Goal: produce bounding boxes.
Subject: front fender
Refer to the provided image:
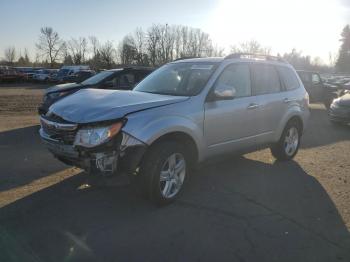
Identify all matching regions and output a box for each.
[123,114,205,161]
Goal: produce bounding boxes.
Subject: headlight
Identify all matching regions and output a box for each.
[74,122,123,148]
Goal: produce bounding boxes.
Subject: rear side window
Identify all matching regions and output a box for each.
[278,67,300,90]
[214,64,251,97]
[251,64,281,95]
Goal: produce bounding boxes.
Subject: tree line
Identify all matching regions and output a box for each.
[2,24,350,73]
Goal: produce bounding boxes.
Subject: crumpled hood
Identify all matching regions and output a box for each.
[46,83,84,94]
[49,89,189,123]
[337,93,350,107]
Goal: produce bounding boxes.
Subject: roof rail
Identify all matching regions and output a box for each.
[225,53,287,63]
[174,56,200,61]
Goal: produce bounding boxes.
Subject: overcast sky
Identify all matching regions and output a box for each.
[0,0,349,64]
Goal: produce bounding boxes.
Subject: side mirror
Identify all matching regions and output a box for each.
[211,83,236,101]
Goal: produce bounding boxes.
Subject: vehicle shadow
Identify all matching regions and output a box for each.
[0,156,349,262]
[0,125,69,192]
[301,106,350,149]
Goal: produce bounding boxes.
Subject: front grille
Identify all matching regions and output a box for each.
[40,116,78,144]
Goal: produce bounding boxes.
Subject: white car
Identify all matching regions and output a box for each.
[33,69,58,82]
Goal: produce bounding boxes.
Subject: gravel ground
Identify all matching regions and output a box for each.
[0,84,349,262]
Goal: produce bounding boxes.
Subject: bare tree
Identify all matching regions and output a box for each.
[147,25,161,66]
[119,35,138,65]
[4,46,16,64]
[67,37,88,64]
[99,41,116,69]
[24,48,31,64]
[89,36,100,57]
[230,40,271,55]
[36,27,65,67]
[119,24,223,66]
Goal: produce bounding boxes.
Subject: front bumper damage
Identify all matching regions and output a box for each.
[39,127,147,176]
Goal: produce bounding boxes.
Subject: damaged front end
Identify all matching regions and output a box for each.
[39,115,147,177]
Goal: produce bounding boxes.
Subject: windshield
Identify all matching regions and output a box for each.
[81,71,115,85]
[134,62,218,96]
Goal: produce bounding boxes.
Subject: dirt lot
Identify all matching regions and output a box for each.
[0,84,349,262]
[0,84,46,132]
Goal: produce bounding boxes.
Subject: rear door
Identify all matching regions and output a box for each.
[250,64,285,144]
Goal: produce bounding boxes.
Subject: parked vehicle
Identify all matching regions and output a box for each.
[15,67,43,80]
[61,70,96,83]
[0,66,20,82]
[38,67,153,115]
[329,91,350,125]
[50,65,90,83]
[297,70,338,109]
[33,69,59,82]
[39,54,310,204]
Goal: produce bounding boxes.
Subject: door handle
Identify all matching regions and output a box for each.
[247,103,260,109]
[284,98,297,103]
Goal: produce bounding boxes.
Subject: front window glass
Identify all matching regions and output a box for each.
[214,64,251,97]
[81,71,114,85]
[134,62,218,96]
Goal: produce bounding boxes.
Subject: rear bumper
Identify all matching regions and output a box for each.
[40,128,147,176]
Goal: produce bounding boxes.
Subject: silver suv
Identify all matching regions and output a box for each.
[39,54,310,204]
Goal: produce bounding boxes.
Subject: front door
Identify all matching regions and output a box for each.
[204,63,260,156]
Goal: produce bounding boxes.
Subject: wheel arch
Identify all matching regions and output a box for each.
[274,112,305,142]
[146,131,200,167]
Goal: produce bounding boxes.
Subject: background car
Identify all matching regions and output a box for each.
[297,70,338,109]
[15,67,43,80]
[38,66,154,115]
[329,90,350,125]
[0,66,21,82]
[50,65,90,83]
[33,69,59,82]
[61,70,95,83]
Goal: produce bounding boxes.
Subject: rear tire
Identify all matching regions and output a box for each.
[270,120,301,161]
[139,141,189,205]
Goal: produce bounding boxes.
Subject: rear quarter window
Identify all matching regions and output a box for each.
[278,67,300,91]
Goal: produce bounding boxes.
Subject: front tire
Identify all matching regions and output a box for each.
[270,120,301,161]
[139,141,189,205]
